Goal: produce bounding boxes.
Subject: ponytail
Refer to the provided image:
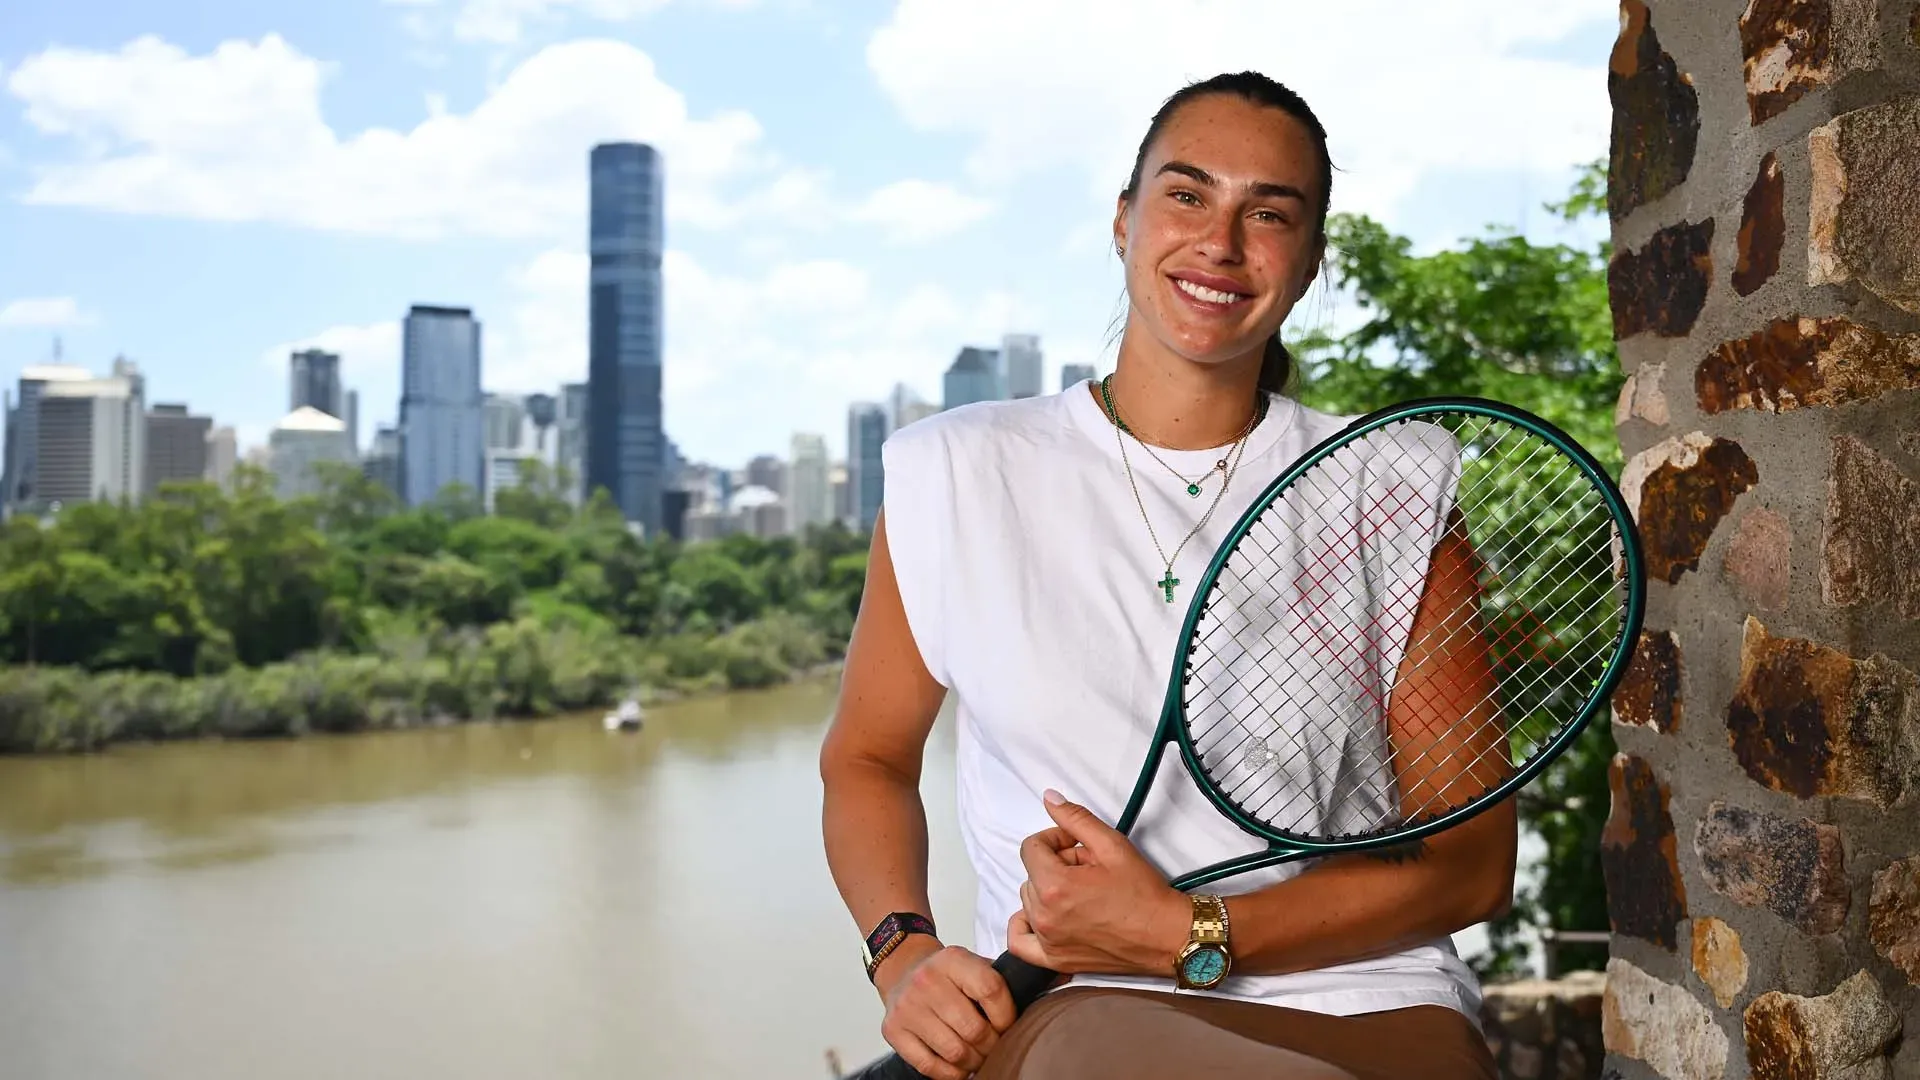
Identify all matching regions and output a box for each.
[1258,336,1292,395]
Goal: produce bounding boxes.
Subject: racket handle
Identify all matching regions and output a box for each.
[836,952,1059,1080]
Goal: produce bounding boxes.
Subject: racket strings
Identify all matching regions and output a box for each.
[1180,412,1629,842]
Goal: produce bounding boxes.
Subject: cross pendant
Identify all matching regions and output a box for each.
[1157,572,1180,603]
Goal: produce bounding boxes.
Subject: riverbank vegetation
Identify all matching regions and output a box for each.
[0,462,868,753]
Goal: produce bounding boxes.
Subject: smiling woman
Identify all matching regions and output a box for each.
[820,72,1506,1080]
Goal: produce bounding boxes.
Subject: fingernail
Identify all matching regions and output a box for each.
[1043,788,1065,806]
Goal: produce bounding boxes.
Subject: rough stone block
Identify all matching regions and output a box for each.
[1694,800,1850,935]
[1616,360,1672,427]
[1727,616,1919,807]
[1611,219,1715,340]
[1603,958,1730,1080]
[1722,509,1792,613]
[1610,0,1701,221]
[1692,916,1750,1009]
[1825,435,1920,618]
[1734,152,1786,296]
[1740,0,1879,125]
[1809,98,1920,314]
[1601,754,1688,948]
[1697,317,1920,415]
[1743,970,1899,1079]
[1869,855,1920,985]
[1620,432,1758,584]
[1614,629,1682,732]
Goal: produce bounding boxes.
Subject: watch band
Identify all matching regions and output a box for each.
[1173,893,1233,990]
[862,912,937,983]
[1190,894,1229,946]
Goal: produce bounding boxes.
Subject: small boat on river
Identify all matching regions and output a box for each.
[603,697,645,732]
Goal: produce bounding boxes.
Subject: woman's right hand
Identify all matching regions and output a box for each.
[875,937,1017,1080]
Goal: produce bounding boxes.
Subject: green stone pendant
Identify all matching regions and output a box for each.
[1186,483,1201,497]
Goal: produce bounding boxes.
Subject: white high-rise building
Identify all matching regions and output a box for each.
[205,427,238,489]
[35,367,147,508]
[787,433,831,535]
[1003,333,1043,399]
[483,448,541,512]
[269,407,355,500]
[483,392,527,451]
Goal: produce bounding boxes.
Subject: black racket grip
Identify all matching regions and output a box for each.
[839,952,1059,1080]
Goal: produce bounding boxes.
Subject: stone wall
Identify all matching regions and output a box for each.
[1601,2,1920,1079]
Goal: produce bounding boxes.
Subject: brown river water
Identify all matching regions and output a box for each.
[0,678,977,1080]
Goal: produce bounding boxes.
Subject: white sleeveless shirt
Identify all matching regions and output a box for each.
[880,380,1483,1021]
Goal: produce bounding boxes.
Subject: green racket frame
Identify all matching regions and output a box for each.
[1113,396,1647,891]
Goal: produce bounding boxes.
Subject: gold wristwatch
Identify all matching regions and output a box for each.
[1173,893,1232,990]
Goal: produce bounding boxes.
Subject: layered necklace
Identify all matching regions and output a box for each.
[1098,374,1268,603]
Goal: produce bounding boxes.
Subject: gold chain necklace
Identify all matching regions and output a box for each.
[1099,375,1268,603]
[1116,391,1262,498]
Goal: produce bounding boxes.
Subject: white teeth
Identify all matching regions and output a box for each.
[1176,278,1242,305]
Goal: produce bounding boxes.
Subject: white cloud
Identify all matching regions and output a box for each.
[6,34,984,249]
[846,179,994,244]
[386,0,761,44]
[0,296,93,328]
[7,35,767,241]
[485,249,590,392]
[867,0,1612,219]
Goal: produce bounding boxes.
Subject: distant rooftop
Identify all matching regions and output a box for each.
[732,485,780,509]
[275,405,348,433]
[407,304,473,318]
[20,363,94,383]
[41,376,131,398]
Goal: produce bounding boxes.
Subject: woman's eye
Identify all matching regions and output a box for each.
[1171,190,1200,205]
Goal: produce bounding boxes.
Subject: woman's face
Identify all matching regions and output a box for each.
[1114,94,1325,372]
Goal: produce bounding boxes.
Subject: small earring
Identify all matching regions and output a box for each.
[1117,245,1126,257]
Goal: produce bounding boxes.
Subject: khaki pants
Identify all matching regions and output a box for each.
[974,987,1498,1080]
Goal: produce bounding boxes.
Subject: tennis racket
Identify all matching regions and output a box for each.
[849,396,1646,1080]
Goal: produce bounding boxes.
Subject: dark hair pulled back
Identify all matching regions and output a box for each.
[1120,72,1333,395]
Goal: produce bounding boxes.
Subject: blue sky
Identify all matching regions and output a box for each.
[0,0,1618,466]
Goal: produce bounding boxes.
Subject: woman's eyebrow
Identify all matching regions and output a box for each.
[1156,160,1308,203]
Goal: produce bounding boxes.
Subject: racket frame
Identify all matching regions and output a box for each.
[1112,396,1647,891]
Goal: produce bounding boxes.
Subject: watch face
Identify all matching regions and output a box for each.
[1181,947,1228,987]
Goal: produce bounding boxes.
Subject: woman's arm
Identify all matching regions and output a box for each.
[1222,514,1518,972]
[820,508,948,955]
[1011,519,1518,980]
[820,510,1016,1080]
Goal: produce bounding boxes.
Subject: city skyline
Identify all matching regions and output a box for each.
[0,4,1614,468]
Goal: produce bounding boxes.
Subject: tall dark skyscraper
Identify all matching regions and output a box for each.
[289,349,343,417]
[586,142,665,534]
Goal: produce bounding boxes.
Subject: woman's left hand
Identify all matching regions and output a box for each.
[1006,789,1190,977]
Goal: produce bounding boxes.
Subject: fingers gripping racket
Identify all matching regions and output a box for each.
[849,397,1646,1080]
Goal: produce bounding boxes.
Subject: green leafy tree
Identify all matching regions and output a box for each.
[1291,161,1619,977]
